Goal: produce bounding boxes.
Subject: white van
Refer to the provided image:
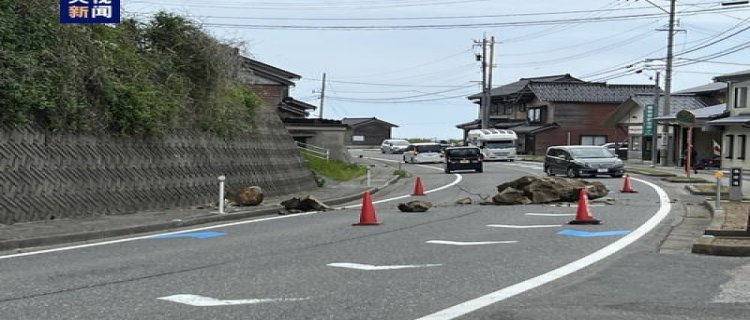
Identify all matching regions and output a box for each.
[403,143,443,164]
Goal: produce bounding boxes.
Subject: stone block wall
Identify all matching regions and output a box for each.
[0,108,316,224]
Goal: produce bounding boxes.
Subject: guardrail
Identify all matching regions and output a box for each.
[296,141,330,160]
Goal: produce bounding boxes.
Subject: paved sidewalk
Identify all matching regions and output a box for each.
[622,158,750,256]
[0,156,401,253]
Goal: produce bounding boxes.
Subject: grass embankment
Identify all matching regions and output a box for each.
[302,153,367,183]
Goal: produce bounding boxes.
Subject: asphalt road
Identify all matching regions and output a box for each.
[0,150,747,319]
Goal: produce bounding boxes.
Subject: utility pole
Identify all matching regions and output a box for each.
[663,0,677,166]
[651,72,660,167]
[481,36,488,129]
[319,72,326,119]
[474,35,495,129]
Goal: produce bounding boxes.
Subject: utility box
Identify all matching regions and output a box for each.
[730,167,743,201]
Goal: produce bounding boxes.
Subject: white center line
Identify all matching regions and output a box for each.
[426,240,518,246]
[486,224,562,229]
[327,262,441,271]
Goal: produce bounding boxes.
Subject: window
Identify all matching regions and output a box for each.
[734,87,748,108]
[725,135,734,159]
[502,105,514,115]
[490,103,501,116]
[740,135,747,160]
[581,135,606,146]
[527,107,543,123]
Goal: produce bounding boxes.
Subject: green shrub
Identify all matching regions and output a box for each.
[302,154,367,182]
[0,2,261,136]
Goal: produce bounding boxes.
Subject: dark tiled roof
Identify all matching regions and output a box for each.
[528,82,655,103]
[468,74,584,99]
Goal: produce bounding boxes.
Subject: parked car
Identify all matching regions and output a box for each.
[444,146,483,173]
[403,142,443,164]
[380,139,410,154]
[543,145,624,178]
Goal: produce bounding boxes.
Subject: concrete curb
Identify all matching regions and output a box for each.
[691,199,750,256]
[691,235,750,256]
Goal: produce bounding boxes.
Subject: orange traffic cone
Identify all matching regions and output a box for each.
[353,191,380,226]
[412,177,425,196]
[620,174,637,193]
[569,188,601,225]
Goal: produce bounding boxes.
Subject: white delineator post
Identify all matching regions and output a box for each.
[218,175,226,214]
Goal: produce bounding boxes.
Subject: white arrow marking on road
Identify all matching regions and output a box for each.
[487,224,562,229]
[158,294,308,306]
[327,262,441,270]
[426,240,518,246]
[524,213,575,217]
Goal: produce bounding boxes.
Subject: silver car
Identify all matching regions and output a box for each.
[380,139,410,154]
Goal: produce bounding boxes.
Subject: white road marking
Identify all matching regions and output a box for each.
[426,240,518,246]
[524,213,575,217]
[487,224,562,229]
[327,262,441,270]
[415,177,671,320]
[158,294,308,306]
[1,157,460,259]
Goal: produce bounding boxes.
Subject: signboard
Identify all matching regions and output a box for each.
[60,0,121,24]
[730,167,743,201]
[352,135,365,142]
[643,104,654,137]
[675,110,696,126]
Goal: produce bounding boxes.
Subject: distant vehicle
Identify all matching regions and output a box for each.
[601,142,629,159]
[403,142,443,164]
[438,140,451,150]
[543,145,624,178]
[444,146,483,173]
[380,139,410,154]
[466,129,517,161]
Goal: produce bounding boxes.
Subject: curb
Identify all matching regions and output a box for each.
[692,235,750,256]
[0,173,402,253]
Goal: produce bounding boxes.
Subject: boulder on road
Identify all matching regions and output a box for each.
[280,195,332,212]
[226,186,264,206]
[397,200,432,212]
[493,176,608,205]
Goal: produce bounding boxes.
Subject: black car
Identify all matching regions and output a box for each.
[444,146,483,173]
[543,145,624,178]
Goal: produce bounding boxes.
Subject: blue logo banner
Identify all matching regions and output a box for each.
[60,0,121,24]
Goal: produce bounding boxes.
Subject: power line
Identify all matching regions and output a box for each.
[194,7,750,30]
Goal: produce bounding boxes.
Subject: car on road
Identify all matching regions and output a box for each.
[403,142,443,164]
[543,145,624,178]
[443,146,483,173]
[380,139,410,154]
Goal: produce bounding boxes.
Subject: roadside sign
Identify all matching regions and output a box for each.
[675,110,696,126]
[643,104,654,137]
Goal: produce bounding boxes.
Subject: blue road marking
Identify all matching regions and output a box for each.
[150,231,225,239]
[558,229,631,237]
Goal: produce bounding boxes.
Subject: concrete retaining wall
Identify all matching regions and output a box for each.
[0,106,316,224]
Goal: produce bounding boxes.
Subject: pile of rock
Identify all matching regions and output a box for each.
[492,176,608,205]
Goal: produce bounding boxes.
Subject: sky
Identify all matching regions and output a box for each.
[125,0,750,140]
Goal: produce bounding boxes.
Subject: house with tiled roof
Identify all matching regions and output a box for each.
[606,93,722,161]
[707,69,750,170]
[238,56,350,160]
[461,74,655,155]
[342,117,399,146]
